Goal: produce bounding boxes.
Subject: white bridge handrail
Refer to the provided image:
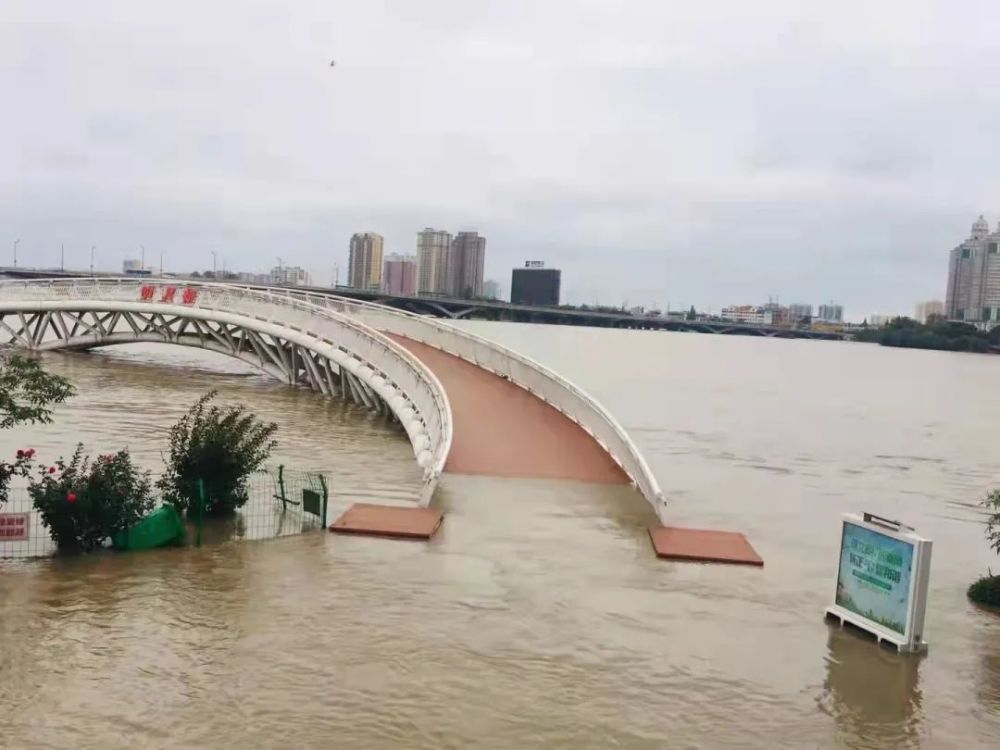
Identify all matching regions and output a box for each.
[250,285,667,520]
[0,278,453,504]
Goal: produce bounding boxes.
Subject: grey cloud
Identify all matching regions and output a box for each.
[4,0,997,318]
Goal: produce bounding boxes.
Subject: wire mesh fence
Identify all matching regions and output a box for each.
[0,465,329,561]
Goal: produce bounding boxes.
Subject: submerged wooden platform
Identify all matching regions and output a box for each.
[648,526,763,567]
[329,503,443,540]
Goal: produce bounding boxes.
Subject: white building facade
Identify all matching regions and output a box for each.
[416,228,452,296]
[946,216,1000,325]
[270,266,311,287]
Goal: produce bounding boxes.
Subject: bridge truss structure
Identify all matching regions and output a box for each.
[0,279,452,504]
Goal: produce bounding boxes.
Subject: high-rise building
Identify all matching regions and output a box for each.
[915,300,945,323]
[348,233,384,291]
[816,303,844,323]
[483,279,502,300]
[383,254,417,296]
[511,261,561,306]
[946,215,1000,324]
[416,228,452,296]
[449,231,486,299]
[270,266,311,286]
[788,303,813,322]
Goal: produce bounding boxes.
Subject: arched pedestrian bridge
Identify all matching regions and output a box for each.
[0,278,665,522]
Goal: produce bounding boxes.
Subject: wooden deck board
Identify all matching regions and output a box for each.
[648,526,764,566]
[329,503,443,540]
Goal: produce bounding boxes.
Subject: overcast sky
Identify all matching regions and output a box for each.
[5,1,999,317]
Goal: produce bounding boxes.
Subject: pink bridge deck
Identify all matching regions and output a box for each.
[388,335,628,483]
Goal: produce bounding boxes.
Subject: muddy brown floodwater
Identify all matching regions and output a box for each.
[2,327,1000,749]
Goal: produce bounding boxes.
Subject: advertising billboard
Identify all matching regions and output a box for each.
[826,514,932,653]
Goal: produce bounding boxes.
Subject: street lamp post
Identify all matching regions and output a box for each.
[13,239,19,268]
[211,251,217,279]
[90,245,96,277]
[276,256,284,285]
[159,251,164,277]
[140,245,146,272]
[61,243,65,272]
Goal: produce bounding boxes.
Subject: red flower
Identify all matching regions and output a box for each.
[48,466,56,474]
[66,492,77,503]
[16,449,23,459]
[26,448,35,458]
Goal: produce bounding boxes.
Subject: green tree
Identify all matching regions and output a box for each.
[157,391,278,515]
[0,353,75,429]
[686,305,697,321]
[0,352,75,505]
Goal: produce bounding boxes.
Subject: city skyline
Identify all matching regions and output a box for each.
[5,1,996,318]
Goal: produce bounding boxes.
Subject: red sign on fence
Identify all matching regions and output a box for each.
[137,285,199,305]
[0,513,30,541]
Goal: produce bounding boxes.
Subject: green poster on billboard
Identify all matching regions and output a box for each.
[826,513,932,654]
[836,522,913,634]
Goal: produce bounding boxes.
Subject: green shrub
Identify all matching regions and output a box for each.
[157,391,278,516]
[28,445,155,553]
[968,576,1000,608]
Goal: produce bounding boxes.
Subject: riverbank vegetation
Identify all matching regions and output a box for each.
[3,362,279,553]
[968,489,1000,608]
[855,317,999,353]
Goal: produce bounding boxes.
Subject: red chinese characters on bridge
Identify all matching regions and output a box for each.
[0,513,30,541]
[138,285,198,305]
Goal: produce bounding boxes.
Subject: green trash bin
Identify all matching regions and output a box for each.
[113,505,186,551]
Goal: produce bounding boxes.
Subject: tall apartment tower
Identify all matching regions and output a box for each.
[383,254,417,296]
[449,231,486,299]
[348,232,384,291]
[416,228,452,296]
[946,215,1000,324]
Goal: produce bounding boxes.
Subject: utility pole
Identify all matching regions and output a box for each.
[60,243,65,271]
[140,245,146,271]
[211,250,217,279]
[13,238,19,268]
[159,251,164,277]
[90,245,96,277]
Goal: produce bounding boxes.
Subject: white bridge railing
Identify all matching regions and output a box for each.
[252,286,668,521]
[0,278,453,505]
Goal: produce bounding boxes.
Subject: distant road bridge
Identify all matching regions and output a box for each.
[0,278,666,521]
[0,268,844,340]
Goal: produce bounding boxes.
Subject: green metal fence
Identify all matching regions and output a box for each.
[0,465,329,560]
